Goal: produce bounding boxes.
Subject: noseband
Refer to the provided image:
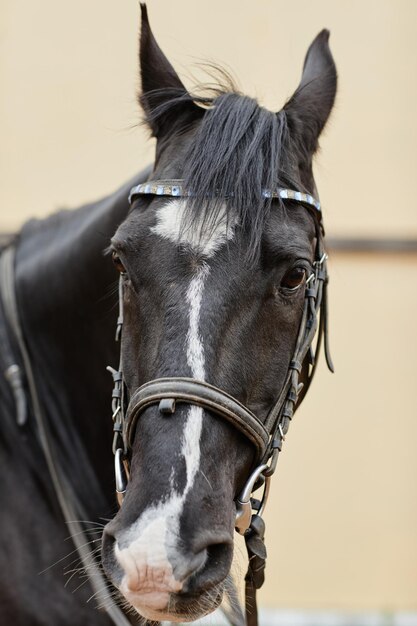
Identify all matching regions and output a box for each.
[107,179,333,626]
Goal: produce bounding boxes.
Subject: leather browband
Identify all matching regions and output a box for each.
[125,377,269,460]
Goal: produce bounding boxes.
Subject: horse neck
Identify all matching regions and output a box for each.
[14,171,148,517]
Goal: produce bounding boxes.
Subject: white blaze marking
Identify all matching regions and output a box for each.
[186,263,209,381]
[116,226,217,609]
[150,198,236,257]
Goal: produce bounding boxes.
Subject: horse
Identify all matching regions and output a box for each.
[0,5,336,625]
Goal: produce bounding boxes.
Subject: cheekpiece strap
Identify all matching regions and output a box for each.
[128,179,321,214]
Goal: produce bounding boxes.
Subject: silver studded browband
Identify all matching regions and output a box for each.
[128,179,321,213]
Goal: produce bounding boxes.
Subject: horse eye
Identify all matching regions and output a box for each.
[281,266,306,291]
[111,251,126,274]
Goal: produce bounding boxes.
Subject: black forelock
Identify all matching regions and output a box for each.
[183,93,297,258]
[144,75,307,262]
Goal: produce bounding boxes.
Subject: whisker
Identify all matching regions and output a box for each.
[38,538,101,575]
[64,530,103,541]
[65,519,106,528]
[200,469,213,490]
[86,583,115,605]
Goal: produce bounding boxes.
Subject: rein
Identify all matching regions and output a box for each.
[107,179,334,626]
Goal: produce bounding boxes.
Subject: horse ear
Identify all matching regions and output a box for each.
[139,4,203,138]
[284,30,337,155]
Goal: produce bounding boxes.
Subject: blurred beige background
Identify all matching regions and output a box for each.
[1,0,416,621]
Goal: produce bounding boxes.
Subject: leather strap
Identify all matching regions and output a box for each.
[0,245,28,426]
[126,377,269,460]
[244,516,267,626]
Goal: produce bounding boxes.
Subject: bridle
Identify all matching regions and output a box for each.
[107,179,334,626]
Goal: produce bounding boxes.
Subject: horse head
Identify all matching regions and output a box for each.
[102,5,336,622]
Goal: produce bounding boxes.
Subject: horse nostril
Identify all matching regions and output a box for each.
[174,547,207,585]
[204,541,233,578]
[207,541,230,564]
[181,539,233,593]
